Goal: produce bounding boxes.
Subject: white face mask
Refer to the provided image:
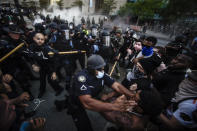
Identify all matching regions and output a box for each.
[96,71,104,79]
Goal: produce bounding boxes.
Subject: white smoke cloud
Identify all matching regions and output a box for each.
[35,3,131,32]
[41,3,83,24]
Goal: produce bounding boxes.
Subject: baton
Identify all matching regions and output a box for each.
[109,53,121,76]
[0,43,25,63]
[48,50,86,55]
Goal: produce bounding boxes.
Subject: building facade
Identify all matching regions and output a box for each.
[0,0,127,15]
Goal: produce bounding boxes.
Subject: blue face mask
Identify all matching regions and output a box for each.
[142,46,153,56]
[96,71,104,79]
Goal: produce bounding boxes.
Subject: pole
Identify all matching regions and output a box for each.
[109,53,120,76]
[0,43,25,63]
[48,50,86,55]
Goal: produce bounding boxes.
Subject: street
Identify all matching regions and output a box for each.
[28,31,171,131]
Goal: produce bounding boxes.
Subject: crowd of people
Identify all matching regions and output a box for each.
[0,9,197,131]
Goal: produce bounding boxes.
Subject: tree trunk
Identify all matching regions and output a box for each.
[136,17,139,26]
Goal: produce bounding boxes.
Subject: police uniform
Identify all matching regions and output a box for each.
[53,28,76,90]
[26,43,63,98]
[0,25,34,98]
[68,69,115,131]
[73,31,88,69]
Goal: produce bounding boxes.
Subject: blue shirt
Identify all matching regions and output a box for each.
[72,69,115,98]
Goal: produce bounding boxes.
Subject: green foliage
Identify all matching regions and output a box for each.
[102,0,117,15]
[118,3,133,16]
[39,0,49,9]
[160,0,197,21]
[118,0,165,19]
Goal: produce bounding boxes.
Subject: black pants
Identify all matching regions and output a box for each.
[67,96,94,131]
[75,53,85,69]
[70,105,94,131]
[39,67,62,93]
[57,56,76,90]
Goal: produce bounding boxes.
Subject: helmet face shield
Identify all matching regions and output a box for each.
[103,36,110,47]
[92,28,97,37]
[63,30,70,40]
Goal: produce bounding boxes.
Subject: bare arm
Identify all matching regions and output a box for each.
[111,82,134,98]
[79,95,135,112]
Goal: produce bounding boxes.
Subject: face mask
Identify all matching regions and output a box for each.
[96,71,104,79]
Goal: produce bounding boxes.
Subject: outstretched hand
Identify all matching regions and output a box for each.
[30,117,46,131]
[112,95,137,112]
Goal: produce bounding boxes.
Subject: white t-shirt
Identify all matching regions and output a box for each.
[173,99,197,128]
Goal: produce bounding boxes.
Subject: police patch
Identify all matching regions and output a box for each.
[80,85,87,90]
[78,75,86,82]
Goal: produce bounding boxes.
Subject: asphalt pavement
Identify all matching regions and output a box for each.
[28,31,171,131]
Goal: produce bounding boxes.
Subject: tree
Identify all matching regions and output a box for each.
[102,0,117,15]
[118,0,166,25]
[160,0,197,21]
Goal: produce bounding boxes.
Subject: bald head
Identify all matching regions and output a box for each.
[33,33,45,46]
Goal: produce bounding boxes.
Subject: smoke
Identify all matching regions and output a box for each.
[33,15,44,25]
[39,3,107,25]
[41,3,83,24]
[34,3,131,32]
[103,16,131,32]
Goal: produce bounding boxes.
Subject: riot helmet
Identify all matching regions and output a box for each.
[101,30,110,47]
[87,55,106,70]
[91,24,98,37]
[34,23,45,33]
[69,22,74,30]
[59,24,69,40]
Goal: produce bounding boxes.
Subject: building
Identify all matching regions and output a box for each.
[50,0,127,15]
[0,0,127,15]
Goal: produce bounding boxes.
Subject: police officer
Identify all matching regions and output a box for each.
[0,24,34,99]
[53,24,76,90]
[111,28,124,77]
[73,26,88,69]
[26,33,63,98]
[68,54,135,131]
[99,29,113,73]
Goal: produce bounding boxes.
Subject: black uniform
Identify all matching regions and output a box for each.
[26,43,63,97]
[73,32,88,69]
[53,32,76,90]
[0,36,33,96]
[68,69,115,131]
